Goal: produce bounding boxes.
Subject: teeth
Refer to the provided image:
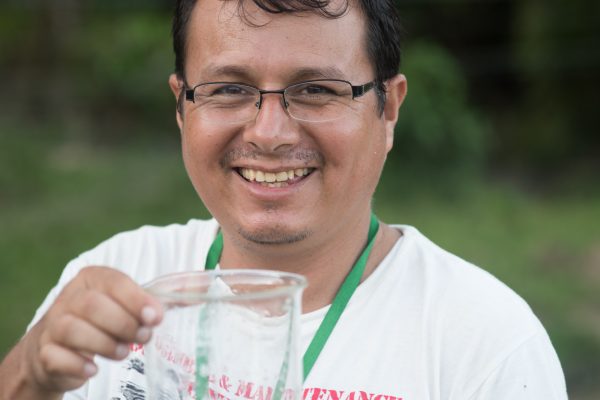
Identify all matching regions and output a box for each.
[255,171,265,182]
[239,167,311,183]
[276,172,288,182]
[265,172,276,183]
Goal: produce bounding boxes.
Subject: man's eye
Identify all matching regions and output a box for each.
[211,85,249,96]
[302,85,336,95]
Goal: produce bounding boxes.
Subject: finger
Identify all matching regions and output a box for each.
[49,314,130,361]
[38,342,97,391]
[70,290,150,344]
[79,267,163,326]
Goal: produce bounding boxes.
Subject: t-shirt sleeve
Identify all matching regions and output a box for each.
[466,329,568,400]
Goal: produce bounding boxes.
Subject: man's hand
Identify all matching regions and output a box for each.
[0,266,163,399]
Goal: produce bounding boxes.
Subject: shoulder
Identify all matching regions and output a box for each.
[386,226,562,394]
[466,329,567,399]
[390,225,537,327]
[93,218,218,253]
[66,218,219,283]
[27,219,219,331]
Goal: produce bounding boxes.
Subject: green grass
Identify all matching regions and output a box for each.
[1,133,598,398]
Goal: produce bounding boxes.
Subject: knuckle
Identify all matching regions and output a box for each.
[53,314,79,344]
[103,313,137,342]
[116,317,139,339]
[75,266,97,280]
[111,274,136,296]
[76,265,115,286]
[78,290,99,314]
[38,345,61,375]
[90,336,115,358]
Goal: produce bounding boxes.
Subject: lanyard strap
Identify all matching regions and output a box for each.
[204,213,379,380]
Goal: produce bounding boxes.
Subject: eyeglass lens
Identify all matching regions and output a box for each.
[189,80,357,123]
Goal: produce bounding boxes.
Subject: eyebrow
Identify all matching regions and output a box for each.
[199,65,254,83]
[288,66,347,82]
[193,64,348,86]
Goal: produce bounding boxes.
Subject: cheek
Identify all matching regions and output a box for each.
[317,114,387,170]
[180,121,227,196]
[180,128,229,215]
[181,130,206,180]
[311,115,387,204]
[181,116,229,168]
[180,134,205,198]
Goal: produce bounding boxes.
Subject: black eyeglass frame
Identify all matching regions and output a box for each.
[184,79,377,109]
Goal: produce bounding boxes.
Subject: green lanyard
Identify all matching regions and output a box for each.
[204,213,379,380]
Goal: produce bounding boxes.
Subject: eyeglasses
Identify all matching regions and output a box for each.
[184,79,376,123]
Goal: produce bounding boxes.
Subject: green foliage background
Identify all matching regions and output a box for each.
[0,0,598,398]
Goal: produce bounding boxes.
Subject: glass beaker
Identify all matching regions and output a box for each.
[143,270,307,400]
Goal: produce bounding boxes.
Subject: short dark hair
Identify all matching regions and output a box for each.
[172,0,403,113]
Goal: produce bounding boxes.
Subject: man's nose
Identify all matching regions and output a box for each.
[243,93,300,153]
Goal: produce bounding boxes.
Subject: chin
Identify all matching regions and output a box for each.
[237,224,312,245]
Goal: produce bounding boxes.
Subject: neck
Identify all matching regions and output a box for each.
[217,214,401,312]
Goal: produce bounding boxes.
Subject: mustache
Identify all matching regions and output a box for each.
[220,147,324,168]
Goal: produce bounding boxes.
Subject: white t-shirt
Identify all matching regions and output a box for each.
[28,219,568,400]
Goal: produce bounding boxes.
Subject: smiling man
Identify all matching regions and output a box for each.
[0,0,567,399]
[170,0,406,315]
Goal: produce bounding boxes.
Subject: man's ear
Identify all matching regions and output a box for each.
[168,73,184,130]
[382,74,407,153]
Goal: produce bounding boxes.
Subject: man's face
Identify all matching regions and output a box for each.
[171,0,405,247]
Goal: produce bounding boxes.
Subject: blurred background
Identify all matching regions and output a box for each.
[0,0,598,397]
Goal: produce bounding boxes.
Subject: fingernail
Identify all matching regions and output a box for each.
[115,344,129,359]
[136,326,151,343]
[141,306,157,325]
[84,362,97,377]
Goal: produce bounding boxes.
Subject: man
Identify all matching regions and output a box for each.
[0,0,567,399]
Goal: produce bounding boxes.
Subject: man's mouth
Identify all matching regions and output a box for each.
[236,167,314,188]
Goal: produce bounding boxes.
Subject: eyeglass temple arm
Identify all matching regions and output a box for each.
[185,89,195,102]
[351,81,376,98]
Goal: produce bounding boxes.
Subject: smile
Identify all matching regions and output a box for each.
[237,167,314,188]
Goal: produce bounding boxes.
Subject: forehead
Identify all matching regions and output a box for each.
[184,0,372,84]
